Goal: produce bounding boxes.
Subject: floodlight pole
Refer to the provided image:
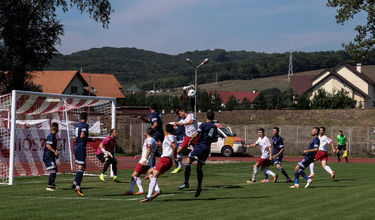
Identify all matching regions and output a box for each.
[186,58,209,115]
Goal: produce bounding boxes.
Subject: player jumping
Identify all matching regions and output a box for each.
[43,122,59,191]
[71,112,90,197]
[97,128,121,183]
[271,127,291,182]
[141,124,177,202]
[125,128,157,195]
[245,128,278,183]
[178,111,218,198]
[308,127,336,180]
[290,127,319,189]
[170,108,198,174]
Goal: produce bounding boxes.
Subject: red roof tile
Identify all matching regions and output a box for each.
[210,91,260,104]
[81,73,125,98]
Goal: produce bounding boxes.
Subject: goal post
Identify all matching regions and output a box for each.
[0,90,117,185]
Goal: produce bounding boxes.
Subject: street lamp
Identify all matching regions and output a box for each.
[186,58,209,115]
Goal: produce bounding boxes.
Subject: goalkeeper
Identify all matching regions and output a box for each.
[96,128,121,182]
[43,122,59,191]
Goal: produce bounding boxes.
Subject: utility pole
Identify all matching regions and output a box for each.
[288,50,293,83]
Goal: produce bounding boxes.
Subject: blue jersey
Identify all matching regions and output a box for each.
[173,116,185,141]
[74,122,89,148]
[272,136,284,155]
[150,111,164,140]
[196,121,218,148]
[43,133,57,158]
[305,137,320,159]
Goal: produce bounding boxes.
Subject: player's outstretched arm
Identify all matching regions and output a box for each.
[188,131,199,147]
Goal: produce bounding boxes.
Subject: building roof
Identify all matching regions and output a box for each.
[81,73,125,98]
[31,70,87,94]
[210,91,260,104]
[290,75,315,95]
[305,69,370,99]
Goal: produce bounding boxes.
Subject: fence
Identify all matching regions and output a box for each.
[116,120,375,157]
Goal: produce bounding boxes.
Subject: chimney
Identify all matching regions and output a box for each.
[356,63,362,73]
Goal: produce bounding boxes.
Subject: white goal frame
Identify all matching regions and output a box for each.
[6,90,116,185]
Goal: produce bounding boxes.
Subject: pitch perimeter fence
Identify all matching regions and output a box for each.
[116,121,375,157]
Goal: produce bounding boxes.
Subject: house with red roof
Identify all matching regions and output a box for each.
[31,70,125,98]
[210,91,260,105]
[290,63,375,107]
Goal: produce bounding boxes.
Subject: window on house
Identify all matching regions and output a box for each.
[71,86,78,94]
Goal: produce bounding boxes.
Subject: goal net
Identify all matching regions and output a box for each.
[0,90,116,185]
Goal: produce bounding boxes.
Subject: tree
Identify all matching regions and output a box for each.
[327,0,375,62]
[209,92,223,111]
[294,92,311,110]
[225,95,237,111]
[0,0,112,93]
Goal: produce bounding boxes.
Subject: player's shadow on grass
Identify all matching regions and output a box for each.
[334,178,355,182]
[161,195,267,202]
[205,185,243,189]
[308,185,348,188]
[61,187,95,190]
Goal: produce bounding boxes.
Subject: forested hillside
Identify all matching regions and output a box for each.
[46,47,358,90]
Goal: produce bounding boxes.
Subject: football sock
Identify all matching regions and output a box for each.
[197,166,203,189]
[298,169,309,181]
[136,177,143,192]
[263,168,276,177]
[294,171,299,185]
[309,162,315,175]
[112,160,118,176]
[345,157,349,163]
[264,174,269,179]
[324,165,333,175]
[252,165,258,180]
[184,163,191,184]
[48,171,56,185]
[147,178,157,198]
[155,181,160,192]
[337,153,341,162]
[177,154,183,168]
[102,162,110,174]
[129,176,136,192]
[75,169,84,186]
[278,166,289,179]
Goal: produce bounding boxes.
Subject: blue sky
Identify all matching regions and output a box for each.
[56,0,366,55]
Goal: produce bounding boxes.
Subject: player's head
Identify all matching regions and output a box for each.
[166,124,174,134]
[51,122,59,134]
[80,112,88,122]
[258,128,265,137]
[312,127,319,136]
[145,127,153,137]
[178,108,188,117]
[174,106,181,116]
[339,130,343,136]
[110,128,118,138]
[206,111,215,121]
[319,127,326,135]
[149,103,158,112]
[273,127,279,136]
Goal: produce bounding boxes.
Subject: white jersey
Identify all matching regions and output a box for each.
[161,135,177,158]
[139,137,157,166]
[183,113,198,137]
[255,136,271,159]
[318,135,332,152]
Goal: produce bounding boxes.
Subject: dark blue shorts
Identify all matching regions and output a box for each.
[272,155,283,165]
[152,132,164,142]
[298,157,314,169]
[43,156,57,171]
[74,146,86,165]
[188,145,210,165]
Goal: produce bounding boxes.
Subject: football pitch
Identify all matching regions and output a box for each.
[1,162,374,220]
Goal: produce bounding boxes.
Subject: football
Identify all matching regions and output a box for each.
[188,89,196,97]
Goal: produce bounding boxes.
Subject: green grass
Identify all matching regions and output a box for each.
[1,162,375,220]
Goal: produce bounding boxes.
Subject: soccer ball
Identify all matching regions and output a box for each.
[188,89,196,97]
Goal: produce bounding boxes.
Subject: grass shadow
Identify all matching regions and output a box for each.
[160,195,268,202]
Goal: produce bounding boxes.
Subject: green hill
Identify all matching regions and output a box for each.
[46,47,354,90]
